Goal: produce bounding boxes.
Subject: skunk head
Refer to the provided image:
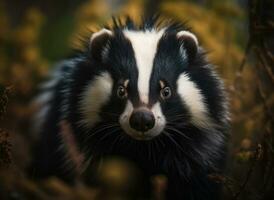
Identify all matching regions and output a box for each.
[78,18,228,142]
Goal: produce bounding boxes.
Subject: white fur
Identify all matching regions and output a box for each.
[34,91,53,106]
[40,79,58,89]
[202,64,230,124]
[177,31,198,61]
[32,105,50,139]
[90,29,112,42]
[32,89,54,137]
[90,29,112,60]
[177,73,211,128]
[119,101,166,140]
[32,60,76,138]
[123,29,165,104]
[79,72,113,128]
[176,31,198,46]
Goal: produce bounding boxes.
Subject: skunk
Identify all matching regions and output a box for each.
[32,17,230,200]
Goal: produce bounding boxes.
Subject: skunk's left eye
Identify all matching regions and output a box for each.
[117,85,127,99]
[160,87,172,99]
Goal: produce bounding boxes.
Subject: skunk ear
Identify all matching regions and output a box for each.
[176,31,199,62]
[89,29,112,62]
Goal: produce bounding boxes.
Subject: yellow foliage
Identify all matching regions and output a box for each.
[21,46,40,63]
[13,26,39,46]
[70,0,145,49]
[24,8,45,29]
[0,10,9,41]
[213,2,244,19]
[0,7,48,97]
[75,0,110,21]
[160,1,244,74]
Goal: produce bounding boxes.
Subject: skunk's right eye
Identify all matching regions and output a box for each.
[117,85,127,99]
[160,86,172,99]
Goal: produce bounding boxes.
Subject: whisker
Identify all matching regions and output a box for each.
[151,141,158,165]
[87,124,120,139]
[165,126,192,141]
[97,128,120,142]
[167,114,188,121]
[163,130,184,152]
[148,142,152,160]
[81,110,120,117]
[89,128,121,152]
[166,121,188,127]
[165,107,182,114]
[163,131,201,167]
[110,133,124,151]
[113,133,127,150]
[157,136,166,148]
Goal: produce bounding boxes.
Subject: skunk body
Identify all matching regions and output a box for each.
[32,18,229,199]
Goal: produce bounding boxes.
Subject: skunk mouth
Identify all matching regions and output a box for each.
[120,120,164,141]
[119,101,166,141]
[125,131,155,141]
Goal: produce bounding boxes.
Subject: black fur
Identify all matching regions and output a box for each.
[31,17,229,200]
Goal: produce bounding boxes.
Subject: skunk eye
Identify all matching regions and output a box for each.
[117,85,127,99]
[160,87,172,99]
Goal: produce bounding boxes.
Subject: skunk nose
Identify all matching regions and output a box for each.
[129,110,155,132]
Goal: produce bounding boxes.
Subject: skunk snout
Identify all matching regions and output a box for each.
[129,108,155,132]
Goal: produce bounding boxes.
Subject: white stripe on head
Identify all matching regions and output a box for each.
[123,29,165,104]
[150,102,166,136]
[79,72,113,128]
[119,100,134,136]
[177,73,211,128]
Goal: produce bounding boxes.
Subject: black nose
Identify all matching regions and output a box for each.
[129,110,155,132]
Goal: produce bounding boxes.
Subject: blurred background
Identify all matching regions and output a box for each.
[0,0,273,199]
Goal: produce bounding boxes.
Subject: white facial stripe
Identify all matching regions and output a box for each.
[177,73,211,128]
[119,100,166,140]
[79,72,113,128]
[150,102,166,136]
[119,100,133,130]
[123,29,165,104]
